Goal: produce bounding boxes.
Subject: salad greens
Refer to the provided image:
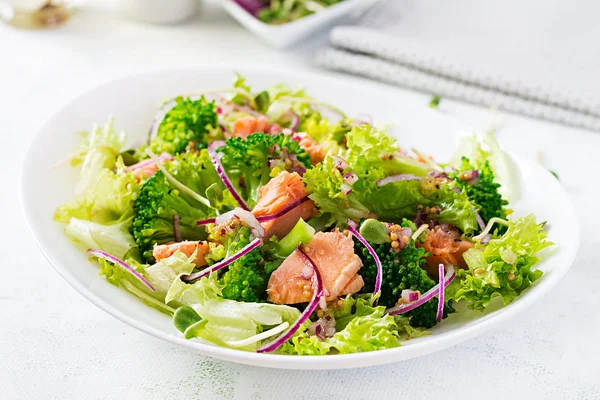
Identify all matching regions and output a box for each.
[54,74,554,356]
[281,297,400,355]
[451,215,552,311]
[234,0,346,25]
[150,96,219,154]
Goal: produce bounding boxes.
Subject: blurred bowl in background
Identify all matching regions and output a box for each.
[120,0,197,24]
[222,0,381,49]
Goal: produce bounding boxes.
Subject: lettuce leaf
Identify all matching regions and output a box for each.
[345,125,429,177]
[452,214,553,310]
[55,163,140,225]
[297,115,347,155]
[451,133,519,203]
[65,217,135,258]
[168,274,301,351]
[98,250,196,314]
[394,316,432,339]
[279,297,401,355]
[304,154,478,232]
[70,117,127,195]
[303,154,379,223]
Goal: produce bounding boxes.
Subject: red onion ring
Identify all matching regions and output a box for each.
[475,210,486,231]
[173,215,182,242]
[347,219,382,305]
[207,140,250,211]
[197,197,310,227]
[197,218,216,226]
[257,247,324,353]
[88,249,155,291]
[254,196,310,222]
[219,124,228,136]
[182,238,261,282]
[386,265,455,316]
[287,110,300,131]
[474,210,491,244]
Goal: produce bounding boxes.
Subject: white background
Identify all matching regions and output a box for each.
[1,1,599,399]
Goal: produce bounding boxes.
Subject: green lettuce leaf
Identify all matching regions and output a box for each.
[279,297,401,355]
[168,274,301,351]
[70,117,127,195]
[65,217,135,258]
[145,251,197,296]
[394,316,432,339]
[451,133,519,203]
[297,115,347,155]
[55,163,140,225]
[453,214,553,310]
[303,154,378,223]
[304,154,478,232]
[98,250,197,314]
[344,125,429,177]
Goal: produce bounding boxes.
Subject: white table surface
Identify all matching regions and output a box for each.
[1,1,599,399]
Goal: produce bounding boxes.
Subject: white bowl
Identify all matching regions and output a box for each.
[120,0,197,24]
[221,0,381,48]
[21,66,579,370]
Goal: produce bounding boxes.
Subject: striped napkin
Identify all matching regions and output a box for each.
[315,0,600,131]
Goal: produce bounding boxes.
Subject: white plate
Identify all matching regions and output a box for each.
[221,0,380,48]
[21,66,579,370]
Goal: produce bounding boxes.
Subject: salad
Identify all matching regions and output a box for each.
[54,74,553,355]
[234,0,345,24]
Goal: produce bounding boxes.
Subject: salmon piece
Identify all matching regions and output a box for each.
[340,274,365,295]
[128,161,159,180]
[267,230,363,304]
[252,171,317,239]
[232,116,277,139]
[127,154,174,180]
[152,241,210,267]
[418,226,474,277]
[293,132,325,165]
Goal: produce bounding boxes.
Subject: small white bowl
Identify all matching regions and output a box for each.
[222,0,381,48]
[120,0,197,24]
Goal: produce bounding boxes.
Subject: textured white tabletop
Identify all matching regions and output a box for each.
[1,1,598,399]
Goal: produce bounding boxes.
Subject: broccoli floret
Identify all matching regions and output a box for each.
[150,96,219,155]
[131,150,230,261]
[218,132,311,207]
[221,247,267,303]
[210,225,268,303]
[452,157,508,225]
[357,236,453,329]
